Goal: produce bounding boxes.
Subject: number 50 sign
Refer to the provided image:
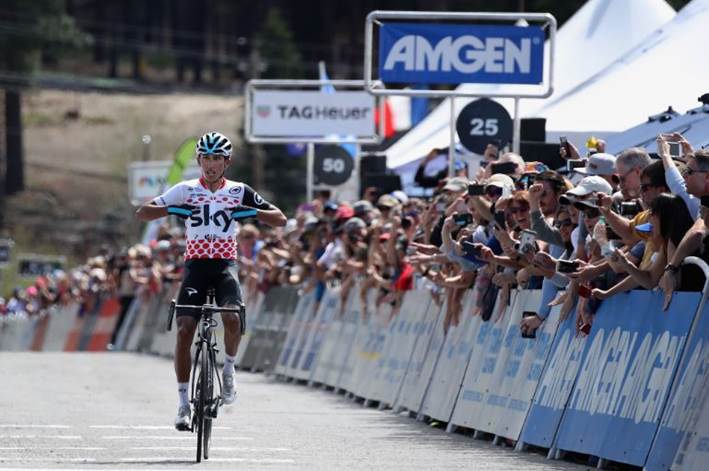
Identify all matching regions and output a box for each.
[455,98,513,154]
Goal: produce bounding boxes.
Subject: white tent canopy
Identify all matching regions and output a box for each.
[385,0,676,170]
[535,0,709,134]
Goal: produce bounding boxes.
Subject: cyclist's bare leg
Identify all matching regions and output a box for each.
[175,316,197,382]
[221,309,242,357]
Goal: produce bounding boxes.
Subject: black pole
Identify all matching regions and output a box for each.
[5,89,24,195]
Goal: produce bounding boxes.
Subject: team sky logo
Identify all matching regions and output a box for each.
[189,204,234,233]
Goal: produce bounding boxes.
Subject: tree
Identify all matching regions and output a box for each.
[254,7,303,79]
[0,0,89,202]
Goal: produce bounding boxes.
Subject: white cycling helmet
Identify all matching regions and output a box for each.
[197,131,232,158]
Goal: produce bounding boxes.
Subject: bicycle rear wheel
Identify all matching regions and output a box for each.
[202,340,214,459]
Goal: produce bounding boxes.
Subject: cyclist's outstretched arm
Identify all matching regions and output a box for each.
[136,182,188,222]
[241,185,287,227]
[135,201,169,221]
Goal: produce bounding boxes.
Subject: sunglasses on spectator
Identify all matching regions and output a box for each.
[377,206,392,212]
[612,168,636,184]
[584,208,601,219]
[554,219,574,228]
[685,167,708,176]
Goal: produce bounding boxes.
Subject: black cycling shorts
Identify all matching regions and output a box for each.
[176,259,244,322]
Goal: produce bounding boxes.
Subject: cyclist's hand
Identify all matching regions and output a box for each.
[167,204,196,219]
[228,205,258,221]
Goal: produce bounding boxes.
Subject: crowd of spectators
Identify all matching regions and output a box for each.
[3,131,708,342]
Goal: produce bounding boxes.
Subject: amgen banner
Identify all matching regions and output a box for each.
[250,90,376,139]
[378,23,544,85]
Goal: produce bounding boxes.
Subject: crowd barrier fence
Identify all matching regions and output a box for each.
[2,259,708,470]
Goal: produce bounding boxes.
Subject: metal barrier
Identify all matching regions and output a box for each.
[4,258,709,470]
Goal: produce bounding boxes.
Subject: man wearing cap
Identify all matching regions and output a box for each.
[573,153,618,192]
[352,200,374,223]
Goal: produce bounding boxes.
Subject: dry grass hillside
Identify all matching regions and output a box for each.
[6,89,244,261]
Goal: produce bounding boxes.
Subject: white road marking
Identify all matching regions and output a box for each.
[129,446,291,452]
[119,457,296,464]
[0,425,71,429]
[0,447,105,451]
[89,424,231,430]
[0,435,82,440]
[101,435,252,441]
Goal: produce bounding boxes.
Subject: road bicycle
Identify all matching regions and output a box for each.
[168,288,243,462]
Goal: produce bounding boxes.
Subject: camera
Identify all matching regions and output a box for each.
[566,160,586,172]
[453,213,473,226]
[462,240,482,259]
[518,229,537,255]
[468,184,486,196]
[620,201,642,217]
[556,260,579,274]
[668,141,682,157]
[490,162,517,176]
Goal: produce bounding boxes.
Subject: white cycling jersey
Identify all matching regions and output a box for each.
[155,177,272,260]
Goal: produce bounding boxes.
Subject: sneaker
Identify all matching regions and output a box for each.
[174,405,191,431]
[222,373,236,405]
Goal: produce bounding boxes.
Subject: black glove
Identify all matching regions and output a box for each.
[228,206,258,221]
[167,204,196,220]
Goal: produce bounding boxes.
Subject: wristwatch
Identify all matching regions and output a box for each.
[663,263,680,274]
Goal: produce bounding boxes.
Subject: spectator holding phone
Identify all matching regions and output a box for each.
[657,133,699,218]
[593,193,694,299]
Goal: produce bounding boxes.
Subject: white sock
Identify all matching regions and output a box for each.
[178,382,190,408]
[223,354,236,377]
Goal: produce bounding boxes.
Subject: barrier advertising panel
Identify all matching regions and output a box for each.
[519,303,585,448]
[419,291,479,422]
[369,291,432,407]
[310,290,351,386]
[275,292,315,377]
[335,292,364,392]
[449,290,512,429]
[554,291,699,466]
[645,300,708,470]
[293,288,341,381]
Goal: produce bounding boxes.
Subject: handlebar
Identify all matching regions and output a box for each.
[166,300,244,331]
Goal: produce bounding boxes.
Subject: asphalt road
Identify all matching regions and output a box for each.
[0,353,590,470]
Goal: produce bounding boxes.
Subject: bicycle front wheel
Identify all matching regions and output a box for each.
[202,341,214,459]
[195,345,206,463]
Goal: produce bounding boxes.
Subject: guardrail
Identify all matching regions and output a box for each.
[2,258,707,470]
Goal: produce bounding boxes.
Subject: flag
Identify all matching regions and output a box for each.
[319,61,357,157]
[375,99,395,138]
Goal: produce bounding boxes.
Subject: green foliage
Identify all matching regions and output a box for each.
[254,7,304,79]
[0,0,91,73]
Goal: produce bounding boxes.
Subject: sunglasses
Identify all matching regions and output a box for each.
[612,167,636,185]
[584,208,601,219]
[554,219,574,228]
[685,167,708,176]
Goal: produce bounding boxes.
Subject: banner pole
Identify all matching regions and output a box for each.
[307,142,315,202]
[513,97,521,154]
[449,98,455,177]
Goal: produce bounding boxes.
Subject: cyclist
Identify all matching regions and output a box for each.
[136,131,286,430]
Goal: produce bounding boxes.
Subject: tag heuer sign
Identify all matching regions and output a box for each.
[250,90,376,139]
